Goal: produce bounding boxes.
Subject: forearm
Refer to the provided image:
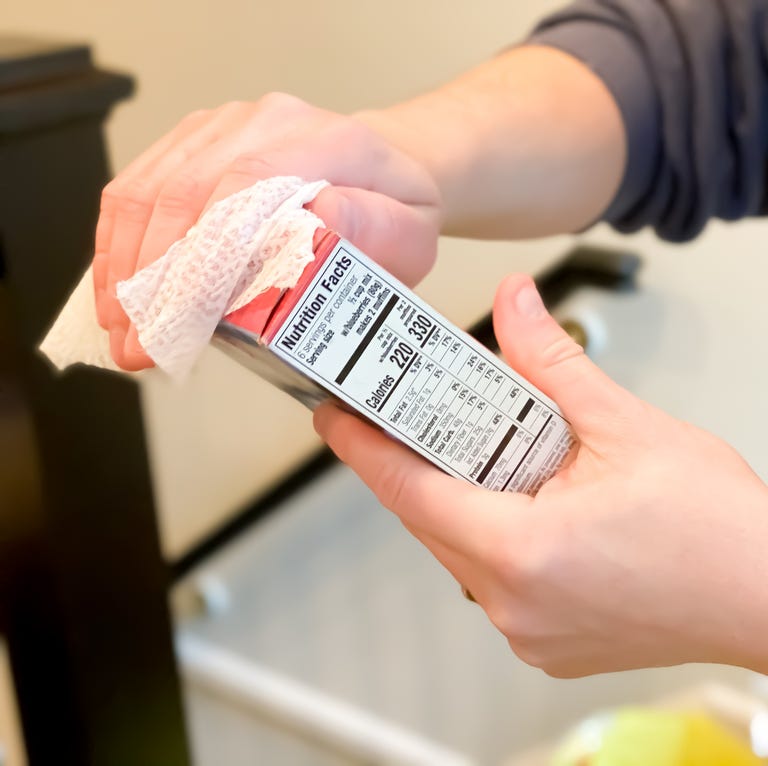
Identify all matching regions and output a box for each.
[356,45,626,239]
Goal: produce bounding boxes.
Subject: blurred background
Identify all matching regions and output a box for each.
[3,1,768,764]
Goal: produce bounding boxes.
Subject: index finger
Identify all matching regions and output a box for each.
[93,109,212,308]
[313,402,530,555]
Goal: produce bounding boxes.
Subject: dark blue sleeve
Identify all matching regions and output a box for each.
[528,0,768,242]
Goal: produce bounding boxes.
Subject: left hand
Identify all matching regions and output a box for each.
[92,95,441,370]
[314,273,768,678]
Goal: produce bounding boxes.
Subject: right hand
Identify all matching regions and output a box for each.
[315,274,768,678]
[92,94,442,370]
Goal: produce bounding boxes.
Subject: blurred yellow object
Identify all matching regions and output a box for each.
[552,708,762,766]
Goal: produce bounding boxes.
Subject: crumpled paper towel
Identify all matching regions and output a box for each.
[40,176,329,380]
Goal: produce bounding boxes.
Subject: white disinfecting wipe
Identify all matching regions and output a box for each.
[40,176,329,380]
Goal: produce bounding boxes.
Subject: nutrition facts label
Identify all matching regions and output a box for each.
[270,239,575,494]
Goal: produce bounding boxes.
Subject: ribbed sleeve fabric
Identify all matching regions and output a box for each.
[529,0,768,241]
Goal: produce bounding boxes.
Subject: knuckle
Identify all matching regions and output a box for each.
[503,626,553,672]
[372,460,413,513]
[487,545,526,591]
[107,178,156,220]
[382,199,400,237]
[156,174,201,214]
[539,333,585,372]
[99,179,121,209]
[320,116,382,159]
[508,638,546,670]
[485,534,564,608]
[226,152,277,179]
[257,91,309,115]
[486,531,542,591]
[485,602,518,640]
[180,108,211,126]
[518,525,567,586]
[596,401,649,444]
[218,99,250,115]
[488,604,544,669]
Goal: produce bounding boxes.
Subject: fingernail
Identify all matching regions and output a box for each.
[515,284,547,319]
[125,327,144,357]
[333,192,358,243]
[312,401,333,437]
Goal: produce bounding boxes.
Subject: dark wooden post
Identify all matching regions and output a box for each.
[0,37,190,765]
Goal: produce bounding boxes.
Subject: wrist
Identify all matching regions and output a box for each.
[704,477,768,674]
[355,47,625,239]
[354,87,500,236]
[731,484,768,675]
[352,103,455,231]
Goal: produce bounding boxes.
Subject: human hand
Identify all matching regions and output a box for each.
[314,273,768,677]
[92,94,441,370]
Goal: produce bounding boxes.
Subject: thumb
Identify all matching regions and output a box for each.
[493,274,632,433]
[307,185,439,287]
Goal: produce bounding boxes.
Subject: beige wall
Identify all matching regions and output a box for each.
[6,1,564,172]
[5,1,568,557]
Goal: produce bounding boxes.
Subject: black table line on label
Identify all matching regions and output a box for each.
[501,414,554,492]
[335,293,399,384]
